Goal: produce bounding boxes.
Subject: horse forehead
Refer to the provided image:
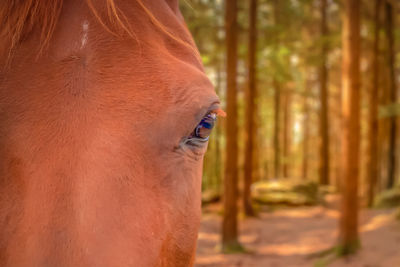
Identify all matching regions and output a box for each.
[55,0,198,65]
[2,0,212,109]
[80,20,89,49]
[70,1,209,98]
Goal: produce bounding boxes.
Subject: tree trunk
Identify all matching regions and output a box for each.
[302,79,311,180]
[273,80,281,179]
[273,0,281,179]
[319,0,330,185]
[243,0,257,217]
[282,91,291,178]
[367,0,382,207]
[222,0,240,251]
[215,61,223,194]
[338,0,361,255]
[335,86,343,192]
[385,1,397,189]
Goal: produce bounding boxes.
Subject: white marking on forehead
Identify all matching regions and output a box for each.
[81,20,89,49]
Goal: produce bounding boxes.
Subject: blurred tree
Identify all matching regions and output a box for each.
[319,0,330,185]
[339,0,361,255]
[282,91,291,178]
[272,0,281,179]
[222,0,241,252]
[243,0,258,217]
[384,1,397,190]
[180,0,224,195]
[366,0,382,207]
[302,76,311,180]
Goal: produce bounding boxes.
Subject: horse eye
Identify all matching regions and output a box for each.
[190,112,217,141]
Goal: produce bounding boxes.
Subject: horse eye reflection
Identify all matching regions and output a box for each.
[193,112,217,140]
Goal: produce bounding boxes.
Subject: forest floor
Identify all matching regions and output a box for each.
[195,195,400,267]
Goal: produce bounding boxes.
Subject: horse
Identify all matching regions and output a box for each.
[0,0,222,266]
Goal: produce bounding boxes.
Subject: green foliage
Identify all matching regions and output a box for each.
[182,0,343,186]
[311,247,338,267]
[374,187,400,209]
[220,242,247,254]
[313,260,328,267]
[395,208,400,221]
[252,180,324,206]
[311,242,361,267]
[378,103,400,118]
[293,180,319,196]
[335,239,361,256]
[254,191,311,206]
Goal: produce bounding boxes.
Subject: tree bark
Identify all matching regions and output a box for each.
[273,80,281,179]
[384,1,397,189]
[367,0,382,207]
[339,0,361,254]
[222,0,240,250]
[215,61,223,194]
[302,79,311,180]
[282,91,291,178]
[273,0,281,179]
[243,0,257,217]
[319,0,330,185]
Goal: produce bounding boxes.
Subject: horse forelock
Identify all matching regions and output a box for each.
[0,0,196,61]
[0,0,63,58]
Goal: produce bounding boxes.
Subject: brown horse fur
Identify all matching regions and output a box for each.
[0,0,220,266]
[0,0,197,61]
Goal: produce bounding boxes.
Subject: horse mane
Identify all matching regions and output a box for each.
[0,0,63,57]
[0,0,195,59]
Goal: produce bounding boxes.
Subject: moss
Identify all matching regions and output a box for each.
[395,208,400,221]
[313,256,338,267]
[309,247,338,267]
[216,208,224,216]
[335,239,361,256]
[319,185,337,195]
[252,180,293,194]
[220,242,246,254]
[252,180,324,206]
[313,259,329,267]
[253,191,312,206]
[374,187,400,208]
[310,242,360,267]
[293,181,318,195]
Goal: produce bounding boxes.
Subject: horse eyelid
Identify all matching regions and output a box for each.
[180,105,225,150]
[211,108,226,117]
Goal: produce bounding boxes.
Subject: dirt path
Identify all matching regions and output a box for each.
[195,197,400,267]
